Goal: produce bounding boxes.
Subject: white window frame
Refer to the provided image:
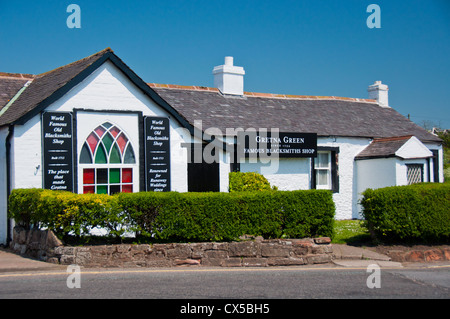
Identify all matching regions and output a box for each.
[76,112,140,194]
[314,151,332,190]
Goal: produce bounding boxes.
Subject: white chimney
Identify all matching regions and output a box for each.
[368,81,389,107]
[213,56,245,96]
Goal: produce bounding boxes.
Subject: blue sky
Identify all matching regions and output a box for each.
[1,0,449,128]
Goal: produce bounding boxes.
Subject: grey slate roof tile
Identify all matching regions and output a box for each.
[355,136,412,159]
[152,87,442,143]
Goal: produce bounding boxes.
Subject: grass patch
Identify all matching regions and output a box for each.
[332,220,371,245]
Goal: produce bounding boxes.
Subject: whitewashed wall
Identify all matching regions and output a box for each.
[239,137,371,220]
[319,137,371,220]
[44,61,191,193]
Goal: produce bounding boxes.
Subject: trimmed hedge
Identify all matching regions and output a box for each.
[361,183,450,243]
[9,189,335,242]
[8,188,121,237]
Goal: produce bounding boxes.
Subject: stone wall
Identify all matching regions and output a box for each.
[10,226,333,268]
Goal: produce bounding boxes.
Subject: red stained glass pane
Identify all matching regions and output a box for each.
[122,168,132,183]
[86,133,99,154]
[83,186,95,194]
[83,169,95,184]
[110,126,120,138]
[94,126,106,137]
[116,133,128,154]
[122,185,133,193]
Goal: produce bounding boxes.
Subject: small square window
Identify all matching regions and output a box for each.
[407,164,423,185]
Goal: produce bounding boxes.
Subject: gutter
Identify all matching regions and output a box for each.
[1,81,31,245]
[5,125,13,245]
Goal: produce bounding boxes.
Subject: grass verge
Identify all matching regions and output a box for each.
[332,219,372,245]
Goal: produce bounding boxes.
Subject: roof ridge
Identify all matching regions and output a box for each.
[35,47,113,78]
[0,72,35,80]
[372,135,413,142]
[148,83,378,103]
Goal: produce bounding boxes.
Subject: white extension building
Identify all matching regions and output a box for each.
[0,48,444,244]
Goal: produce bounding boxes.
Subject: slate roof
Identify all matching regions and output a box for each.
[149,85,442,144]
[0,73,34,111]
[354,136,413,159]
[0,48,114,127]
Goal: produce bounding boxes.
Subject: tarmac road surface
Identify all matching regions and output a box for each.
[0,265,449,300]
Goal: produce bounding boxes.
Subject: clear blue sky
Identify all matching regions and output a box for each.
[1,0,449,128]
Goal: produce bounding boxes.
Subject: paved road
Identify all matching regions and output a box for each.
[0,265,449,301]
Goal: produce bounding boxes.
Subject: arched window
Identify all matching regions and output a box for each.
[79,122,136,194]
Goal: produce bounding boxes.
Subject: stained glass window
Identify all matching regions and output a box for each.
[80,122,136,194]
[80,122,136,165]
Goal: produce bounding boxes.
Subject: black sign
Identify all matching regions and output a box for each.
[145,117,171,192]
[238,131,317,158]
[42,112,74,191]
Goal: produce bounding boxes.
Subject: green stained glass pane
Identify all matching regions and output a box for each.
[110,168,120,184]
[102,132,114,153]
[102,122,112,129]
[124,145,136,164]
[97,185,108,194]
[95,144,107,164]
[80,143,92,164]
[110,143,121,163]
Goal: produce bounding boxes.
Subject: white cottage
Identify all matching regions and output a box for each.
[0,49,444,245]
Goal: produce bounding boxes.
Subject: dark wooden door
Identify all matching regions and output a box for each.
[188,144,220,192]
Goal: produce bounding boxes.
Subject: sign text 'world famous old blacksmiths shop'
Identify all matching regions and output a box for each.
[145,117,171,192]
[42,112,74,192]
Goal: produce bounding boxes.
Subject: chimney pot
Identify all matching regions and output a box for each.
[224,56,234,66]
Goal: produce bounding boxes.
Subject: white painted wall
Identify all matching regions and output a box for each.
[10,115,43,189]
[318,137,371,220]
[44,61,191,192]
[240,137,372,220]
[240,158,311,191]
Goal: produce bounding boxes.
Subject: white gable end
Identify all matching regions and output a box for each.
[47,61,167,117]
[395,136,433,159]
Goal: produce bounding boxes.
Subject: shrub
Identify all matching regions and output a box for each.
[119,190,334,241]
[361,183,450,243]
[8,188,44,229]
[9,188,335,242]
[9,189,122,238]
[229,172,277,192]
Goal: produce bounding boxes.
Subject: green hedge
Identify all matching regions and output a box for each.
[9,189,335,242]
[8,188,122,237]
[361,183,450,243]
